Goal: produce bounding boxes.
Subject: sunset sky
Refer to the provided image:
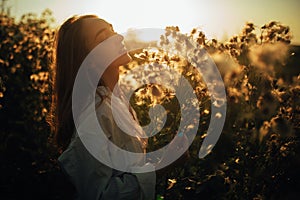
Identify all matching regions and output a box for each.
[9,0,300,44]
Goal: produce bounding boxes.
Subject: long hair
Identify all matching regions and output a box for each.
[50,14,99,151]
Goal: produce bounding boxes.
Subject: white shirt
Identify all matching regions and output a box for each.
[58,86,156,200]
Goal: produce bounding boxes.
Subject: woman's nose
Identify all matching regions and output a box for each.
[115,34,124,42]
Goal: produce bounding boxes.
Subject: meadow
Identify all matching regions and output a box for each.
[0,8,299,200]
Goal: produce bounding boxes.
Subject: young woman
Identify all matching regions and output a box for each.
[51,14,156,200]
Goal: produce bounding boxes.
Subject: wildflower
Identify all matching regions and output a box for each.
[210,51,241,79]
[151,85,162,97]
[270,116,294,137]
[191,28,197,35]
[248,42,289,77]
[256,92,279,120]
[259,121,271,142]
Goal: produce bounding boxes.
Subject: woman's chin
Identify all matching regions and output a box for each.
[120,53,132,65]
[110,53,132,68]
[126,53,133,63]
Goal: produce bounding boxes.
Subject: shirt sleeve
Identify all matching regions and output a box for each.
[58,137,146,200]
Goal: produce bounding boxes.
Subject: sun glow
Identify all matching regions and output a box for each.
[12,0,300,44]
[57,0,202,34]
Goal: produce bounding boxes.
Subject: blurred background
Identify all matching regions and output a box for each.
[0,0,299,199]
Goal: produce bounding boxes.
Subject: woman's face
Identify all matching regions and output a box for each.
[81,18,132,87]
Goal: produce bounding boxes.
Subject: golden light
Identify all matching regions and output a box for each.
[13,0,300,44]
